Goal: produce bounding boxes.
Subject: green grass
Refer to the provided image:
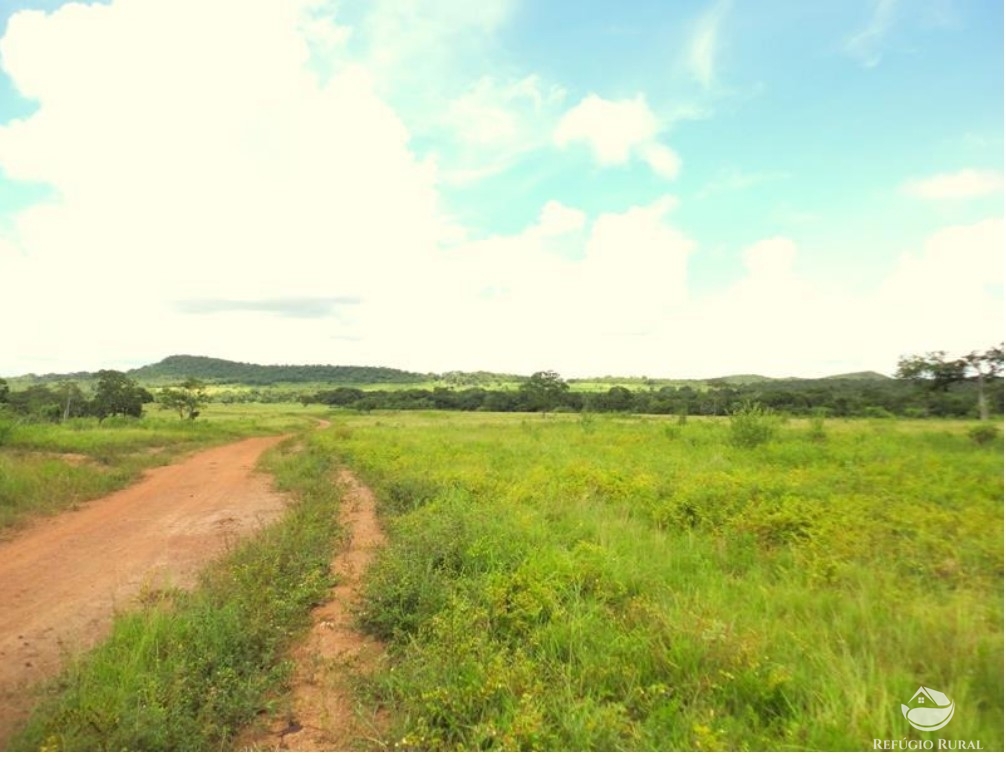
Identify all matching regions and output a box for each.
[0,403,327,534]
[322,411,1003,751]
[8,426,345,751]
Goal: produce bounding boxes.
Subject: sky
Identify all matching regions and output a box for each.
[0,0,1002,379]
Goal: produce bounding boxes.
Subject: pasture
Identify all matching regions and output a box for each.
[5,408,1002,751]
[327,411,1003,751]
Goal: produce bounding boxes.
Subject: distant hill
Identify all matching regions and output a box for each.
[128,355,432,386]
[6,355,893,389]
[707,374,777,385]
[820,371,891,382]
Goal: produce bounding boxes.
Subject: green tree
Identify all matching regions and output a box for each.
[0,378,8,406]
[159,377,209,420]
[58,382,87,422]
[896,351,966,391]
[92,370,153,421]
[898,344,1003,420]
[963,343,1004,421]
[520,370,569,413]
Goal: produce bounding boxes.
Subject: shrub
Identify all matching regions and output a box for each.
[728,402,778,448]
[967,423,1001,446]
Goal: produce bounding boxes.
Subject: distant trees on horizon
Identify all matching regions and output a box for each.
[1,345,1002,424]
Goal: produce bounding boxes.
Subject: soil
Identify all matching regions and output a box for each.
[237,469,388,751]
[0,434,290,748]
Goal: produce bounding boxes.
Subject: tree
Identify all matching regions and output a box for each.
[58,382,87,422]
[0,378,8,406]
[92,370,153,421]
[519,370,569,413]
[963,343,1004,421]
[897,344,1003,420]
[896,351,966,391]
[159,376,209,420]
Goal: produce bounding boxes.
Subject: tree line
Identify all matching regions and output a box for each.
[2,345,1001,423]
[0,371,207,423]
[308,348,1004,419]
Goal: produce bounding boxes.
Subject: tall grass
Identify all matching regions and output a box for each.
[8,428,344,751]
[328,411,1003,751]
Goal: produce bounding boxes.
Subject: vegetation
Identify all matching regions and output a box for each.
[158,377,210,420]
[0,345,1001,750]
[4,344,1001,419]
[306,372,1002,419]
[0,404,324,534]
[9,428,344,751]
[91,370,154,421]
[321,411,1002,751]
[897,344,1004,421]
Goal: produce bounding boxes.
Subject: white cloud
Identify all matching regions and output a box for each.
[536,200,586,237]
[871,217,1003,358]
[554,94,680,179]
[1,0,998,381]
[344,1,565,185]
[845,0,898,68]
[688,0,729,90]
[640,144,682,180]
[444,75,565,148]
[902,169,1004,200]
[392,195,692,374]
[0,0,452,374]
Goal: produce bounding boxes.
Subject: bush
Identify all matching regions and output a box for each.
[728,402,779,448]
[967,423,1001,446]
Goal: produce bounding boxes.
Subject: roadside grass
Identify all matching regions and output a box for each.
[7,426,344,751]
[0,403,327,534]
[326,411,1003,751]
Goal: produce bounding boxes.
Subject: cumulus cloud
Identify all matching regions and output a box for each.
[0,0,451,373]
[553,94,680,179]
[666,219,1003,378]
[902,169,1003,200]
[871,217,1003,358]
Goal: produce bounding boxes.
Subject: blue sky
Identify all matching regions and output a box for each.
[0,0,1001,378]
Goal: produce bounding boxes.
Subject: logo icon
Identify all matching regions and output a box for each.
[902,687,955,731]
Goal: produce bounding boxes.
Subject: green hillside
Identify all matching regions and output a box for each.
[127,355,432,386]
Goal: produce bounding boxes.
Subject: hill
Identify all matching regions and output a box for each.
[128,355,432,386]
[6,355,892,390]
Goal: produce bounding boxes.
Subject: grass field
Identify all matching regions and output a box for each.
[324,411,1003,751]
[0,403,327,535]
[5,409,1002,751]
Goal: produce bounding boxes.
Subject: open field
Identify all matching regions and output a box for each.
[4,408,1002,751]
[325,411,1003,751]
[0,403,328,535]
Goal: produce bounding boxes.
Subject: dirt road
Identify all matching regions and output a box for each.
[239,468,388,751]
[0,435,290,747]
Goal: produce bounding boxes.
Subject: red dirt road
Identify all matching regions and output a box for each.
[0,435,290,747]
